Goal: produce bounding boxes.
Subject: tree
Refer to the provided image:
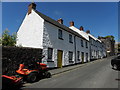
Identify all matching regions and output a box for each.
[105,35,114,40]
[118,43,120,53]
[2,29,17,46]
[0,37,2,45]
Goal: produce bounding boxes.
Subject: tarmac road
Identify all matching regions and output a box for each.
[23,56,119,88]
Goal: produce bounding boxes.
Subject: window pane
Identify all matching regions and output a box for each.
[86,41,88,48]
[81,39,83,47]
[69,51,73,61]
[69,34,73,43]
[48,48,53,59]
[58,29,62,39]
[77,51,80,61]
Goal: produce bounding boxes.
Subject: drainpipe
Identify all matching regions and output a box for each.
[74,36,77,63]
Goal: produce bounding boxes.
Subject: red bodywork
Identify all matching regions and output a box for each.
[16,64,38,75]
[16,63,47,75]
[2,75,23,85]
[39,63,47,70]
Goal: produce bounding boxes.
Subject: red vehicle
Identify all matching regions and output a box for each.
[2,55,51,90]
[2,75,23,89]
[16,56,51,83]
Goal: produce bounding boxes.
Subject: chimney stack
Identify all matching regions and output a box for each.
[69,21,74,26]
[28,3,36,15]
[86,30,90,34]
[79,26,84,31]
[57,18,63,24]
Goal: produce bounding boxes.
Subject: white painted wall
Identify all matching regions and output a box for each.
[76,36,90,63]
[16,9,44,49]
[69,26,90,62]
[42,21,75,68]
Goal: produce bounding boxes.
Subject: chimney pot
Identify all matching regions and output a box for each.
[86,30,90,34]
[57,18,63,24]
[80,26,84,31]
[70,21,74,26]
[28,3,36,15]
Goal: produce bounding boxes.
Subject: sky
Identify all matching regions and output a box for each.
[2,2,118,42]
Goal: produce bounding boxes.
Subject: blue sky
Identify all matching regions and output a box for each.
[2,2,118,42]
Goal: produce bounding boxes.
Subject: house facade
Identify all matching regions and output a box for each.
[98,36,115,56]
[17,3,106,68]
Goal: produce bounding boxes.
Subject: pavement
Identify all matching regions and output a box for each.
[49,56,115,76]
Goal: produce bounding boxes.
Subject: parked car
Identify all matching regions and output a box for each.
[111,56,120,70]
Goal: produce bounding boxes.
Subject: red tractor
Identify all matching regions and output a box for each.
[16,56,51,83]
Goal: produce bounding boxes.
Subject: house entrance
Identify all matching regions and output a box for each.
[81,52,84,63]
[57,50,63,68]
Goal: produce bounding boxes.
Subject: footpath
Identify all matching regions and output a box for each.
[49,56,116,76]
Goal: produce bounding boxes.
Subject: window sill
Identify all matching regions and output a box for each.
[69,61,74,63]
[47,60,54,62]
[59,37,64,40]
[77,59,80,61]
[69,41,73,44]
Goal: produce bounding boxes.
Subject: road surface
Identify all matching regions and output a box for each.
[23,56,119,88]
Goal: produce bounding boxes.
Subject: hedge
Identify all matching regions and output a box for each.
[2,46,43,76]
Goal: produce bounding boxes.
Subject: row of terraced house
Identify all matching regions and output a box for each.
[16,3,106,68]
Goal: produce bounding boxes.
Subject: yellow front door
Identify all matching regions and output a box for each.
[57,50,63,68]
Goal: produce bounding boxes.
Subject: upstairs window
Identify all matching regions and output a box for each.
[69,34,73,43]
[81,39,84,47]
[86,41,88,48]
[58,29,63,40]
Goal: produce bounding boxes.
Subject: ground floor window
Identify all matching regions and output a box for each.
[48,48,53,60]
[77,51,80,61]
[69,51,73,63]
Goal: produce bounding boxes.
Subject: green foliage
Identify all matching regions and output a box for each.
[2,29,17,46]
[118,43,120,52]
[0,37,2,45]
[105,35,114,40]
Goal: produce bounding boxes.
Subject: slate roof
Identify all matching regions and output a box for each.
[35,10,88,41]
[69,26,89,41]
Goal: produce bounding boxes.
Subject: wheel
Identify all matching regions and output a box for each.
[113,64,118,70]
[44,72,51,78]
[27,73,38,83]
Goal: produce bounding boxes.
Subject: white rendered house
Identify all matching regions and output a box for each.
[69,22,90,63]
[17,3,90,68]
[17,3,106,68]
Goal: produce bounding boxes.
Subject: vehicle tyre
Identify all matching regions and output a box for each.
[44,72,51,78]
[113,64,118,70]
[27,73,38,83]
